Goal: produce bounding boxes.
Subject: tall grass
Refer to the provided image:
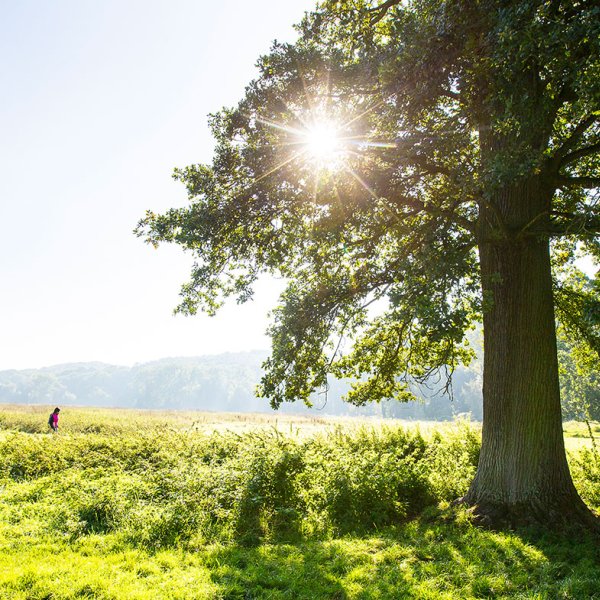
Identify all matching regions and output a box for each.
[0,420,482,549]
[0,407,598,599]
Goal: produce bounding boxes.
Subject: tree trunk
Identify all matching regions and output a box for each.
[464,178,599,530]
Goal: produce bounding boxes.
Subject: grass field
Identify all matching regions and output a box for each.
[1,403,596,443]
[0,404,598,599]
[0,403,472,435]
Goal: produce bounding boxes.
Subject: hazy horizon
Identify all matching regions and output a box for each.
[0,348,270,372]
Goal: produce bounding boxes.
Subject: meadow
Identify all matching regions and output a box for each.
[0,405,598,599]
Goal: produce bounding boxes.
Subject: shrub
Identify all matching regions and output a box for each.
[569,447,600,512]
[229,432,305,544]
[299,427,434,535]
[0,419,491,546]
[424,420,480,501]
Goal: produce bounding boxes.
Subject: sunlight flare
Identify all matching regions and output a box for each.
[304,122,341,162]
[246,100,397,185]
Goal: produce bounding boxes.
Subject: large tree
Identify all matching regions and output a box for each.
[137,0,600,529]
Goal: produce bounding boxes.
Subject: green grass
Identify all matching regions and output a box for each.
[563,420,600,450]
[0,403,479,438]
[1,513,598,599]
[0,405,598,599]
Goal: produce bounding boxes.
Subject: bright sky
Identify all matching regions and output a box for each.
[0,0,316,370]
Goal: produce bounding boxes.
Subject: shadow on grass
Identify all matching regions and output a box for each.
[1,516,598,599]
[205,515,600,599]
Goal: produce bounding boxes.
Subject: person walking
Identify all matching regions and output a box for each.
[48,407,60,432]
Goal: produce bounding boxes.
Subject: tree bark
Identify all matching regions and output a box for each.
[464,178,599,530]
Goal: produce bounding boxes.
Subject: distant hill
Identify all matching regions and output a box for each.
[0,351,483,419]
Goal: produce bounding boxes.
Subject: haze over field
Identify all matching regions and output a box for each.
[0,351,484,419]
[1,0,314,371]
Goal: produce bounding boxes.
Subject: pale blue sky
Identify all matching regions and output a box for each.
[0,0,315,369]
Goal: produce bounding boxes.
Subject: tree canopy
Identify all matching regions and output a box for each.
[138,0,600,527]
[139,0,598,405]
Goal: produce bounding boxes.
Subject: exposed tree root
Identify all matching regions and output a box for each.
[454,495,600,535]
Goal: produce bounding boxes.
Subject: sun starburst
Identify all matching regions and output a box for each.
[248,96,395,190]
[303,122,342,165]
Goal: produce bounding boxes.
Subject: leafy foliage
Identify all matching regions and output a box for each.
[558,330,600,423]
[0,422,480,546]
[137,0,600,411]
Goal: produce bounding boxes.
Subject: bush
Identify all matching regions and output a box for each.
[424,420,480,501]
[299,427,433,535]
[229,432,305,544]
[569,447,600,512]
[0,421,483,546]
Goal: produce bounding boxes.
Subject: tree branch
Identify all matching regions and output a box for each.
[520,209,600,237]
[367,0,403,24]
[544,216,600,237]
[553,114,599,160]
[440,89,461,101]
[557,175,600,189]
[560,141,600,168]
[394,195,476,234]
[404,153,452,177]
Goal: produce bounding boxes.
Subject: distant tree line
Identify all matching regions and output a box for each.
[0,345,596,421]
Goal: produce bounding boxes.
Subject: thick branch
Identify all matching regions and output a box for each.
[394,194,476,234]
[553,114,599,160]
[441,89,461,101]
[367,0,403,24]
[544,216,600,237]
[517,210,600,238]
[560,141,600,168]
[426,206,476,234]
[557,175,600,189]
[405,153,452,177]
